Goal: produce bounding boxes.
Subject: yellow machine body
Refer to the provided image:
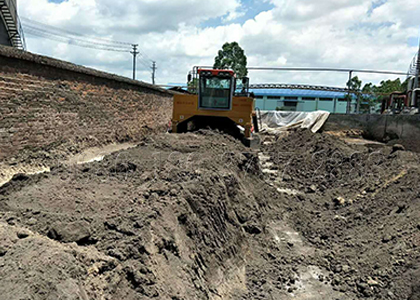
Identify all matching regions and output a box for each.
[172,94,255,138]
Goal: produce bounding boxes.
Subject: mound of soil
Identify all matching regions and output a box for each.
[1,129,420,299]
[0,131,308,300]
[262,129,420,299]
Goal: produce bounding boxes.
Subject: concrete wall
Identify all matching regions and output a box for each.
[324,114,420,152]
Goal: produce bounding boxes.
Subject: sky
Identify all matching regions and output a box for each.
[18,0,420,87]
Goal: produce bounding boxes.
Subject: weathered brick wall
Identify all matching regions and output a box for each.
[0,46,174,163]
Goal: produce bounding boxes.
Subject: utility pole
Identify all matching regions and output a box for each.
[151,61,157,85]
[346,70,353,114]
[130,44,139,80]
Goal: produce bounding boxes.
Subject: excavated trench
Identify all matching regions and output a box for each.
[0,129,420,300]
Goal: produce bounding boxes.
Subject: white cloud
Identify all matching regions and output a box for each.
[18,0,420,87]
[20,0,241,34]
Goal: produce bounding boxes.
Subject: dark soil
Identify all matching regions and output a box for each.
[1,129,420,299]
[262,129,420,299]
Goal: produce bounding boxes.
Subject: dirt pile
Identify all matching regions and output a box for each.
[0,131,302,300]
[262,129,420,299]
[1,129,420,299]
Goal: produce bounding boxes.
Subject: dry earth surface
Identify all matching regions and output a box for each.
[1,130,420,300]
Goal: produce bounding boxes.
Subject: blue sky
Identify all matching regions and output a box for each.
[202,0,275,27]
[48,0,275,26]
[18,0,420,86]
[408,37,419,47]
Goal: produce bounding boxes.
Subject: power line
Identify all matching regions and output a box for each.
[24,28,130,52]
[21,17,131,46]
[22,18,155,62]
[21,18,157,82]
[138,51,153,63]
[137,58,152,68]
[24,25,131,51]
[21,18,160,83]
[21,18,158,60]
[22,22,131,50]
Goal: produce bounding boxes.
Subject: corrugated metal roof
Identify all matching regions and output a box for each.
[250,88,348,98]
[165,85,356,99]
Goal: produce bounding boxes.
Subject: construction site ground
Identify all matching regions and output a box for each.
[1,129,420,300]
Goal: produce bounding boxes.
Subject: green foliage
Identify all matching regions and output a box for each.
[344,76,362,113]
[213,42,248,78]
[361,78,407,109]
[187,78,198,93]
[347,76,362,91]
[361,78,406,96]
[344,76,408,113]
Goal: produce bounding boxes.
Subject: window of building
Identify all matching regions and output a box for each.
[276,100,297,111]
[302,97,316,101]
[320,98,333,101]
[267,96,281,99]
[254,95,264,99]
[284,101,297,107]
[284,97,298,100]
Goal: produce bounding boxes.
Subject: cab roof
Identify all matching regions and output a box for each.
[198,69,235,77]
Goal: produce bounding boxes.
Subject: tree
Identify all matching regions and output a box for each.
[345,76,362,113]
[361,82,377,112]
[187,78,198,93]
[213,42,248,78]
[363,79,407,111]
[347,76,362,91]
[343,76,409,114]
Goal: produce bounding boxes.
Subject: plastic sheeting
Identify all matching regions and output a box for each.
[258,110,330,134]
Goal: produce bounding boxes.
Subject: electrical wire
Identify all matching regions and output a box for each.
[138,51,153,63]
[24,28,130,52]
[21,17,131,46]
[22,18,155,68]
[137,58,152,69]
[22,17,155,61]
[24,25,131,51]
[21,17,155,76]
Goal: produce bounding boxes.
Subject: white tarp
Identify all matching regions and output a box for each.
[258,111,330,134]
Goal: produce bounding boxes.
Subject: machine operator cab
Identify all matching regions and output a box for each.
[198,69,235,110]
[172,68,258,146]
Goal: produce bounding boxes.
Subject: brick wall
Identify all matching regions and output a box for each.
[0,46,174,163]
